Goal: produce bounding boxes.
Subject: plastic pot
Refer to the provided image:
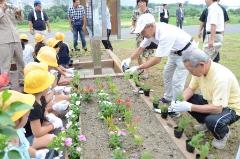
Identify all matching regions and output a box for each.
[161,112,168,119]
[143,89,150,96]
[174,126,184,138]
[196,154,208,159]
[153,103,159,109]
[186,138,195,153]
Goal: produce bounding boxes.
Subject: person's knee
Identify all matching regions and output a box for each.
[205,115,219,131]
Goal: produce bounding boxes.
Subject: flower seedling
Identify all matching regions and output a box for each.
[113,148,127,159]
[189,132,204,148]
[104,115,118,131]
[152,96,159,109]
[160,104,168,119]
[176,93,184,101]
[82,85,94,103]
[134,134,143,146]
[177,115,192,131]
[109,133,122,149]
[199,142,210,159]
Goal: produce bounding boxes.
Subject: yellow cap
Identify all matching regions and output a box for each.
[24,70,55,94]
[35,33,45,43]
[24,62,48,76]
[51,39,61,48]
[37,46,58,67]
[0,90,35,121]
[55,32,65,41]
[20,34,28,41]
[46,38,56,47]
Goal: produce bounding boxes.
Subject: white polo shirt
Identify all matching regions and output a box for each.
[206,2,224,32]
[140,23,194,57]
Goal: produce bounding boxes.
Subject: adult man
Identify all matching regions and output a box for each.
[170,49,240,149]
[28,0,51,35]
[198,0,229,62]
[160,4,169,23]
[176,3,184,29]
[68,0,87,52]
[0,0,25,77]
[86,0,93,38]
[121,13,197,103]
[201,0,225,62]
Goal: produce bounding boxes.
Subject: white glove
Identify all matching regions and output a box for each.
[121,58,131,71]
[65,73,73,78]
[66,68,74,74]
[49,69,58,76]
[35,149,49,159]
[52,118,63,129]
[169,101,192,112]
[45,113,57,123]
[52,100,69,112]
[64,86,72,94]
[125,66,140,74]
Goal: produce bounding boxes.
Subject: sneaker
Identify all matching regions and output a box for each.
[212,130,231,149]
[159,98,171,104]
[194,123,208,132]
[84,48,87,52]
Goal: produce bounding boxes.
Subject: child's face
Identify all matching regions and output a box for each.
[15,111,30,129]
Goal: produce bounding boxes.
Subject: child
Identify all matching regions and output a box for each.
[20,34,34,65]
[34,33,45,62]
[54,32,71,68]
[24,70,63,149]
[0,90,49,159]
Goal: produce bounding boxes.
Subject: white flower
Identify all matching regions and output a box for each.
[79,95,83,99]
[65,110,73,118]
[76,101,81,106]
[66,121,72,128]
[70,93,77,97]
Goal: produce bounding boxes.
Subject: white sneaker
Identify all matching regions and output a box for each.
[194,123,207,132]
[212,130,231,149]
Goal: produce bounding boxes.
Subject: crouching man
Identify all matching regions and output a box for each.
[169,49,240,149]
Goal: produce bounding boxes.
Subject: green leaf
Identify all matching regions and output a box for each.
[2,90,12,105]
[7,150,21,159]
[6,102,32,116]
[0,111,14,126]
[0,126,17,137]
[0,151,5,159]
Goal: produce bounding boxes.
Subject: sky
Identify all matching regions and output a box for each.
[121,0,240,8]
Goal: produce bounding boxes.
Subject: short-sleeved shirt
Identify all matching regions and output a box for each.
[206,2,224,32]
[28,10,48,31]
[140,23,192,57]
[68,5,85,22]
[132,8,152,24]
[189,62,240,115]
[0,8,20,44]
[23,44,34,65]
[24,100,46,137]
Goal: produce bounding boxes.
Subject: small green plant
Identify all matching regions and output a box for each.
[199,142,210,159]
[104,116,118,131]
[189,132,204,148]
[141,151,153,159]
[152,96,159,105]
[124,110,133,125]
[95,77,104,90]
[82,85,94,103]
[141,84,150,91]
[177,115,192,131]
[176,93,184,101]
[109,133,122,149]
[133,134,143,145]
[113,148,127,159]
[160,104,168,113]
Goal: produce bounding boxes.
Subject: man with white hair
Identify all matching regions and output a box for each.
[170,49,240,149]
[121,13,198,103]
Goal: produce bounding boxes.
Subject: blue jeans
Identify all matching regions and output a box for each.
[73,24,86,50]
[188,94,240,140]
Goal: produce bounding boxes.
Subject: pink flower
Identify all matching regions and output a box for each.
[118,130,127,136]
[78,135,87,142]
[76,147,82,152]
[65,137,72,147]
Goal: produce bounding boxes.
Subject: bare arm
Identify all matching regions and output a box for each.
[198,21,205,38]
[191,104,223,114]
[139,56,161,70]
[46,20,51,32]
[209,24,216,47]
[28,146,37,158]
[130,47,145,60]
[183,87,194,101]
[30,120,54,137]
[83,15,86,32]
[28,21,34,34]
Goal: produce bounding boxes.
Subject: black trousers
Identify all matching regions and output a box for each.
[188,94,239,139]
[160,18,169,24]
[102,29,113,51]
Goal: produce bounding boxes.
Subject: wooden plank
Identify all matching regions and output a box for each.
[106,49,123,73]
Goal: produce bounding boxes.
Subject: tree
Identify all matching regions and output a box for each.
[23,4,33,20]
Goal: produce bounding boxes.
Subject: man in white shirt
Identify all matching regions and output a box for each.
[160,4,169,23]
[121,13,198,104]
[203,0,224,61]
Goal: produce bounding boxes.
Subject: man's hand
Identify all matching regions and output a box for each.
[125,66,141,74]
[169,101,192,112]
[30,28,34,35]
[121,58,131,71]
[35,149,49,159]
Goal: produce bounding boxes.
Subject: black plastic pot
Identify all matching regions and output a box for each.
[196,154,208,159]
[174,126,184,138]
[153,103,159,109]
[186,139,195,153]
[143,89,150,96]
[161,112,168,119]
[136,83,140,87]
